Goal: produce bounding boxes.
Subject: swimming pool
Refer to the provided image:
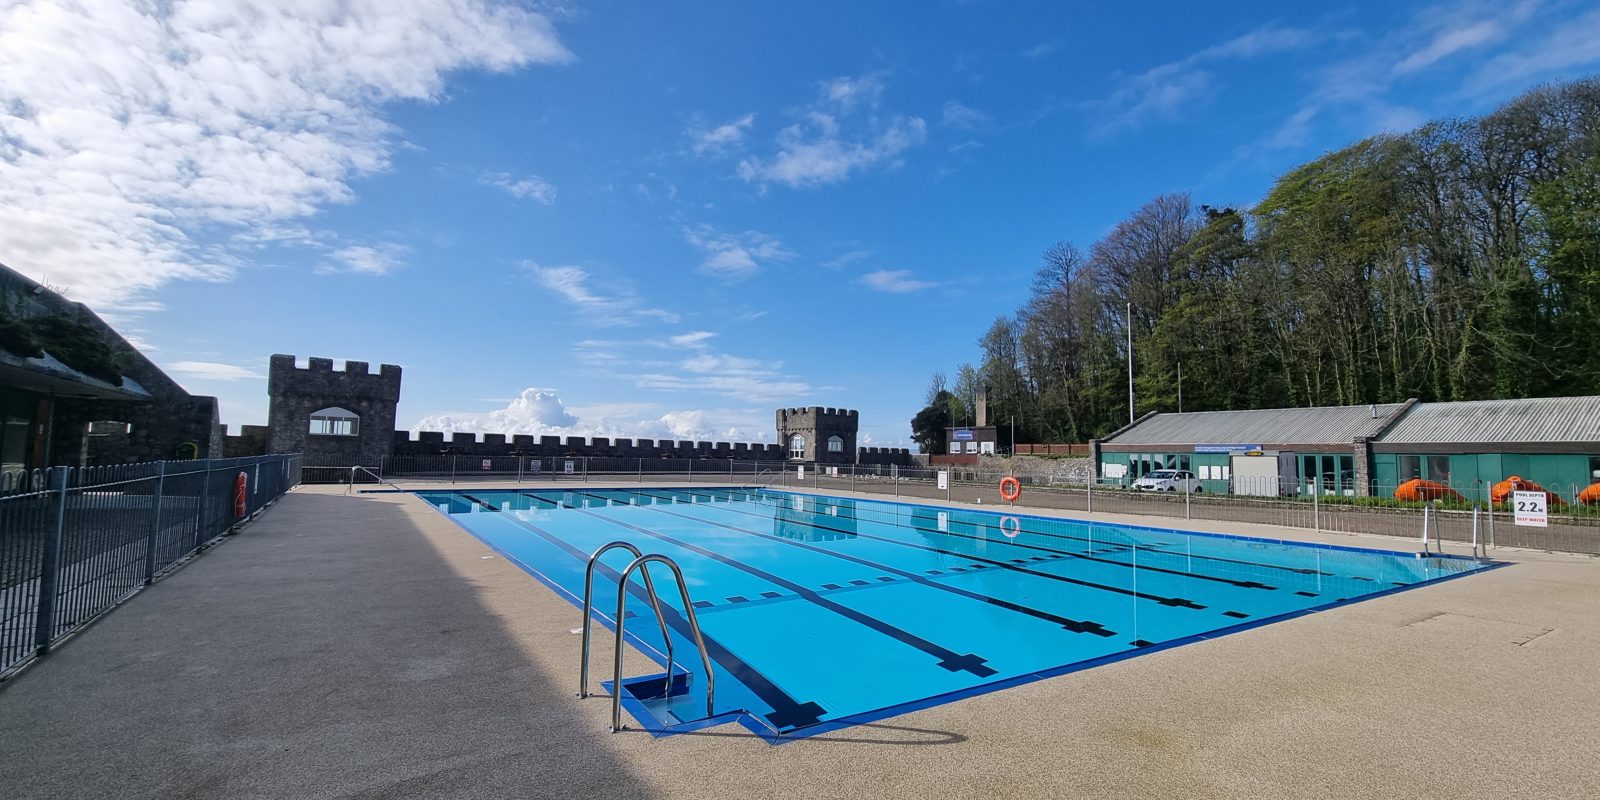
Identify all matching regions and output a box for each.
[420,487,1492,742]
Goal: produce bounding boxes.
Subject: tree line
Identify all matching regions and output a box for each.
[913,77,1600,454]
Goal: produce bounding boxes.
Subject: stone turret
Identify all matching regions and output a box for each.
[775,406,859,465]
[267,355,402,466]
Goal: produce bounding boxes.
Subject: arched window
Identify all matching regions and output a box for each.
[788,434,806,459]
[827,435,843,453]
[309,407,360,437]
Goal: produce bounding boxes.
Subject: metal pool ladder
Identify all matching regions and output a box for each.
[742,468,775,489]
[578,542,716,732]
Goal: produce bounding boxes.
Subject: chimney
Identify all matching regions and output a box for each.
[976,386,989,427]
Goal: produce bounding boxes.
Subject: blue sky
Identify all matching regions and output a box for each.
[4,0,1599,445]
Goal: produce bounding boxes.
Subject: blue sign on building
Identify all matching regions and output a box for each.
[1194,444,1263,453]
[953,429,975,441]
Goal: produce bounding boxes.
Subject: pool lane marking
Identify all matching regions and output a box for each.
[456,493,828,730]
[520,491,999,678]
[726,488,1331,580]
[584,492,1117,637]
[622,489,1206,611]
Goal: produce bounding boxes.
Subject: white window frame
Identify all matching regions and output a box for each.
[788,434,806,459]
[309,406,360,437]
[827,435,843,453]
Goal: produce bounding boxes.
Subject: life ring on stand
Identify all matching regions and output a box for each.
[1000,516,1021,539]
[234,472,248,518]
[999,476,1021,502]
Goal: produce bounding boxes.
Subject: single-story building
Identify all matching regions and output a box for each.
[1093,396,1600,502]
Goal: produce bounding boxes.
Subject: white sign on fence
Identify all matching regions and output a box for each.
[796,465,805,480]
[937,470,949,490]
[528,461,541,474]
[481,459,492,470]
[1513,490,1549,527]
[564,460,575,475]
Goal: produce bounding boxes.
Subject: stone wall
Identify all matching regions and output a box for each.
[776,406,861,465]
[267,355,401,467]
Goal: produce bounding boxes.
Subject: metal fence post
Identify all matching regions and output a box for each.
[34,466,70,655]
[517,457,523,484]
[638,458,643,484]
[1184,478,1191,520]
[143,461,166,586]
[1087,477,1093,514]
[1312,477,1320,532]
[687,459,693,484]
[583,457,589,483]
[451,455,457,485]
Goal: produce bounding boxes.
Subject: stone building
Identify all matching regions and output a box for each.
[267,355,401,467]
[775,406,858,465]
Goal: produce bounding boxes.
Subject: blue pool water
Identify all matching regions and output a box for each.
[420,487,1491,741]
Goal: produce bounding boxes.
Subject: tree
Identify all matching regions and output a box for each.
[910,391,954,454]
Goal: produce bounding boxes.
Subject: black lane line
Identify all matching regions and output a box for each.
[728,488,1330,579]
[590,492,1116,637]
[627,490,1207,611]
[457,493,826,730]
[521,492,998,678]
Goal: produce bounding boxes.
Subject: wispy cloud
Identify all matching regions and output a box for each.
[668,330,717,348]
[682,224,795,279]
[412,388,774,442]
[0,0,570,310]
[526,263,679,326]
[1022,42,1056,60]
[941,101,991,130]
[320,243,408,276]
[166,361,265,382]
[859,269,938,293]
[1089,23,1317,136]
[578,338,815,403]
[481,172,558,204]
[823,250,873,269]
[737,72,927,188]
[689,112,756,155]
[1466,5,1600,92]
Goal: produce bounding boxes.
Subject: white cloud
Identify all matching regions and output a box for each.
[527,263,679,325]
[412,388,773,442]
[737,72,927,188]
[668,331,717,348]
[941,101,991,130]
[166,361,264,381]
[682,225,795,279]
[823,250,872,269]
[859,269,938,293]
[482,171,557,204]
[321,243,406,276]
[690,112,755,155]
[1090,23,1315,135]
[1023,43,1056,60]
[0,0,570,310]
[1467,6,1600,91]
[577,339,816,403]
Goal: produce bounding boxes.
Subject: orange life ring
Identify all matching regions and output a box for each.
[999,516,1021,538]
[999,476,1021,502]
[234,471,248,518]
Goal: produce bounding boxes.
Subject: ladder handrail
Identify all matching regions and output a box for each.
[612,554,715,732]
[742,468,774,489]
[345,465,401,494]
[577,542,677,699]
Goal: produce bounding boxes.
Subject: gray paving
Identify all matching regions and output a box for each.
[1,485,1598,799]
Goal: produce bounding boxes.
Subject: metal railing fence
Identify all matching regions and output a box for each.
[308,455,1600,555]
[0,454,301,678]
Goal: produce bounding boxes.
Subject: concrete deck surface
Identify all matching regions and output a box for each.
[1,483,1597,799]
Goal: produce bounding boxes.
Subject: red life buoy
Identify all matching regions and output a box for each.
[234,472,248,518]
[1000,516,1021,538]
[999,476,1021,502]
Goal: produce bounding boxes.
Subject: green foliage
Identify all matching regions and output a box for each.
[0,306,44,359]
[928,76,1600,444]
[910,390,954,454]
[29,314,125,386]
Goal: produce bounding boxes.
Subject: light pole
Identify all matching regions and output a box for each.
[1178,360,1183,414]
[1126,302,1134,425]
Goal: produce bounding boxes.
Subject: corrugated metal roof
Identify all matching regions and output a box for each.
[1378,396,1600,444]
[1104,404,1406,446]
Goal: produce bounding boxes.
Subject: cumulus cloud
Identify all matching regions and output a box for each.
[682,225,795,279]
[481,171,558,204]
[411,388,772,442]
[527,263,679,325]
[577,339,817,403]
[737,72,927,188]
[0,0,570,309]
[858,269,938,293]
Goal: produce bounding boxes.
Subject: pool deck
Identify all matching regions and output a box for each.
[2,481,1597,799]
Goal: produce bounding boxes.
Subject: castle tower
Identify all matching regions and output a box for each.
[775,407,859,465]
[267,355,402,467]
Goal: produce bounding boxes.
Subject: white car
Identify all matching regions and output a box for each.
[1132,469,1203,492]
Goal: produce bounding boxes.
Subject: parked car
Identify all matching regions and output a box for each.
[1132,469,1203,492]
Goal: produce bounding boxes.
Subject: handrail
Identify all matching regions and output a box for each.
[577,542,678,700]
[613,554,715,732]
[742,468,774,489]
[345,465,401,494]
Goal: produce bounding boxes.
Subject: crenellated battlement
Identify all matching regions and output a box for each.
[388,429,785,459]
[268,354,401,401]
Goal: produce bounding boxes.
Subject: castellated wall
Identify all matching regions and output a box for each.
[267,355,402,467]
[390,432,787,460]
